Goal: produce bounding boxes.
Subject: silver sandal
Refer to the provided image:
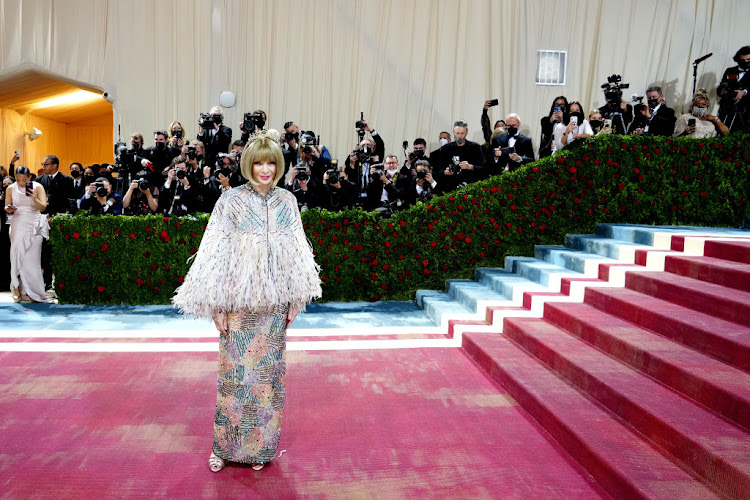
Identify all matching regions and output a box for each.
[209,453,225,472]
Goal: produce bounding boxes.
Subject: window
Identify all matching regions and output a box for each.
[536,50,567,86]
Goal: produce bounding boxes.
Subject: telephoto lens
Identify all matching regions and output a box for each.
[96,184,108,197]
[176,170,186,180]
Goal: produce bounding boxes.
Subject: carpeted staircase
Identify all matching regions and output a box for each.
[417,224,750,499]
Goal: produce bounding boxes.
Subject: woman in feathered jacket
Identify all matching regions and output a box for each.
[173,132,322,472]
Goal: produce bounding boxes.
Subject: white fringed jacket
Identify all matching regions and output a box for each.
[173,184,322,319]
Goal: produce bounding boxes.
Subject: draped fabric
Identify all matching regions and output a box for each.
[1,0,748,166]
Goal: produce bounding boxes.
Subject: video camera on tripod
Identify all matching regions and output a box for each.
[601,74,629,104]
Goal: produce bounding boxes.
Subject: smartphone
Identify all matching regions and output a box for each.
[570,116,578,126]
[488,99,499,107]
[554,107,562,113]
[14,150,19,156]
[604,118,613,129]
[688,118,696,127]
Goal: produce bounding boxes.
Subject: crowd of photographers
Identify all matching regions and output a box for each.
[2,46,748,219]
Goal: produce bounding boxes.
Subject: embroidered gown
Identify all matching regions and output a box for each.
[8,182,49,302]
[173,183,321,465]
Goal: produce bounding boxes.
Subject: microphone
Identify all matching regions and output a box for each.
[693,53,713,65]
[402,141,409,150]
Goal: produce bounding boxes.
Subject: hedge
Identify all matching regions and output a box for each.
[51,133,750,305]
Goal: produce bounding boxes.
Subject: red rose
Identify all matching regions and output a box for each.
[101,243,109,252]
[150,264,158,270]
[73,232,80,239]
[381,283,388,290]
[556,157,566,164]
[191,232,197,238]
[423,269,430,275]
[464,237,471,243]
[129,233,136,239]
[146,227,152,233]
[97,286,105,293]
[164,265,170,270]
[177,276,184,283]
[92,231,99,237]
[569,166,577,173]
[58,283,65,289]
[114,229,120,236]
[382,264,390,271]
[574,198,581,204]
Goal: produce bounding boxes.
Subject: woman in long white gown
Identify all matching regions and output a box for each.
[4,166,50,303]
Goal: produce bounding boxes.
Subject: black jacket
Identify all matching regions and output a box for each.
[36,172,73,215]
[488,133,534,175]
[717,65,750,131]
[628,104,676,137]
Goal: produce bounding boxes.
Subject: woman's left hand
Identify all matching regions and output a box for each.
[286,305,299,328]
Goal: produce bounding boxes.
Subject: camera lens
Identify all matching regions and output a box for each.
[176,170,186,180]
[96,186,108,197]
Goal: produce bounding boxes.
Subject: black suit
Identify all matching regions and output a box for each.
[628,104,676,137]
[36,171,73,289]
[488,133,535,175]
[70,178,86,213]
[197,124,233,170]
[718,65,750,131]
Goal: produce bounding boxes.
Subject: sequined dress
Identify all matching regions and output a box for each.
[173,184,322,465]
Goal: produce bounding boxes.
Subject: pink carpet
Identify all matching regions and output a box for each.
[0,348,606,499]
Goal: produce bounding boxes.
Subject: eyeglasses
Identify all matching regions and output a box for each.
[41,162,52,166]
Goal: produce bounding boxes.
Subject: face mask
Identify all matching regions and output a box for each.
[507,126,518,136]
[455,137,466,145]
[739,60,750,70]
[691,107,708,117]
[173,129,183,139]
[84,175,95,184]
[131,142,140,149]
[70,170,81,178]
[156,142,166,150]
[589,120,602,130]
[439,138,449,147]
[212,114,223,125]
[647,98,659,108]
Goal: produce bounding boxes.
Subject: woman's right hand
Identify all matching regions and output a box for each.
[213,310,228,334]
[5,204,16,214]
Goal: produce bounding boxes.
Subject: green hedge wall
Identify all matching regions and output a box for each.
[51,133,750,305]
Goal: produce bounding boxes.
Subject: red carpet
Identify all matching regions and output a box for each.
[0,349,606,499]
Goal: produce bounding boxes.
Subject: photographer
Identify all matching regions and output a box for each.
[481,99,505,144]
[365,155,411,211]
[144,130,180,174]
[168,121,186,148]
[123,171,159,215]
[345,118,385,196]
[539,96,569,158]
[628,86,676,136]
[286,162,319,212]
[216,153,244,188]
[403,138,429,175]
[673,88,729,138]
[437,120,484,191]
[413,160,439,204]
[197,106,233,168]
[717,46,750,132]
[295,133,331,183]
[79,177,122,215]
[160,156,197,215]
[319,165,356,211]
[598,75,633,134]
[239,109,266,143]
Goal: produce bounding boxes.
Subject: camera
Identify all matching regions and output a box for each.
[601,74,630,104]
[243,112,265,132]
[138,178,150,191]
[416,169,428,180]
[176,169,186,180]
[450,156,462,174]
[370,163,384,181]
[185,144,197,160]
[325,168,340,186]
[717,80,736,97]
[94,182,108,198]
[199,112,214,129]
[356,145,373,164]
[408,149,425,162]
[294,165,309,181]
[300,133,317,154]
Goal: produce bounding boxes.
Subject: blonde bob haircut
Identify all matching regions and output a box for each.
[240,132,285,186]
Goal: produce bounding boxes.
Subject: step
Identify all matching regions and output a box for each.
[445,279,510,312]
[704,239,750,265]
[584,286,750,373]
[624,270,750,327]
[474,268,548,302]
[415,289,475,327]
[502,317,750,498]
[534,245,614,275]
[594,223,750,249]
[664,254,750,293]
[505,257,582,289]
[564,234,652,262]
[543,301,750,429]
[462,332,720,499]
